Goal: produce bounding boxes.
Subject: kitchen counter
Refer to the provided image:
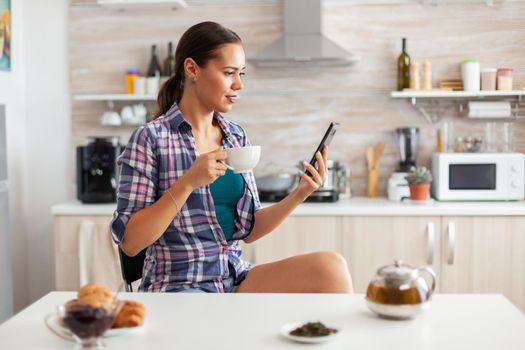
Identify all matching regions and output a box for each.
[51,197,525,216]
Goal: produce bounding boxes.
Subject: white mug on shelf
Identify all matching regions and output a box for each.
[146,76,160,96]
[100,111,122,126]
[133,76,147,95]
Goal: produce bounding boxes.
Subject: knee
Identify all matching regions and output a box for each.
[309,251,353,293]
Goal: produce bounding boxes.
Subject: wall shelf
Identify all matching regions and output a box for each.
[73,94,156,108]
[96,0,187,9]
[391,90,525,123]
[391,90,525,104]
[73,94,156,101]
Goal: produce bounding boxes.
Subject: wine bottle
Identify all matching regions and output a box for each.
[397,38,411,91]
[147,44,162,78]
[163,42,175,77]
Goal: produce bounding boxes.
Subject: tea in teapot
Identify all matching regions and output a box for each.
[365,260,436,319]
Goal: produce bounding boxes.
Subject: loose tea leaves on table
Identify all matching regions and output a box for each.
[289,322,338,337]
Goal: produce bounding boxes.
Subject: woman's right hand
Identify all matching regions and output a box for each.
[181,149,229,190]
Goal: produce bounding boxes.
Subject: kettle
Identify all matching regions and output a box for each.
[365,260,436,319]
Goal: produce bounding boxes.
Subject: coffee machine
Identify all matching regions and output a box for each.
[77,137,121,203]
[388,127,420,201]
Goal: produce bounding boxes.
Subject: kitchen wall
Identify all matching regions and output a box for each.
[69,0,525,196]
[0,0,70,311]
[0,0,28,314]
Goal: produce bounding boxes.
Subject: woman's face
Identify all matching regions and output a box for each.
[193,43,245,113]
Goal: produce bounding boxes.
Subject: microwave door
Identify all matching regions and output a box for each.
[449,164,496,190]
[446,162,506,200]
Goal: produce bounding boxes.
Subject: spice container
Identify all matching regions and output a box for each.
[409,61,420,90]
[481,68,497,91]
[125,68,140,94]
[461,59,480,92]
[497,68,513,91]
[422,60,432,90]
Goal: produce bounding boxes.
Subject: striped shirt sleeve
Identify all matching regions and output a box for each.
[110,126,158,244]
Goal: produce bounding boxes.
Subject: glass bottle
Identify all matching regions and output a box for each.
[147,44,162,78]
[397,38,411,91]
[163,41,175,77]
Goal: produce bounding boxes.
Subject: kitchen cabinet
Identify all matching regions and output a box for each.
[250,217,341,265]
[340,216,441,293]
[440,216,525,311]
[338,215,525,312]
[54,215,115,290]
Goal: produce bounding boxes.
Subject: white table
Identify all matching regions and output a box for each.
[0,292,524,349]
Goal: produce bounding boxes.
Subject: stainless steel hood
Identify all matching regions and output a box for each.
[249,0,358,67]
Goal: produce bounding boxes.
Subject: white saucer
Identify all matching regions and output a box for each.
[44,314,144,341]
[279,322,340,344]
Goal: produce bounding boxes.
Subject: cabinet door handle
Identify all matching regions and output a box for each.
[447,222,456,265]
[426,222,435,265]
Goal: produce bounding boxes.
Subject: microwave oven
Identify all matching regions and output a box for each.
[432,153,524,201]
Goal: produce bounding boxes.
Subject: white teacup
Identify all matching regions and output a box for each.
[100,111,121,126]
[224,146,261,173]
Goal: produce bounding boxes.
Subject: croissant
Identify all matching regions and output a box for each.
[77,284,114,310]
[113,300,146,328]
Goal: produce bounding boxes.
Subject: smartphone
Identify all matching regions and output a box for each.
[305,122,340,176]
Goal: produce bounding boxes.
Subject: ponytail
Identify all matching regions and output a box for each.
[154,65,184,118]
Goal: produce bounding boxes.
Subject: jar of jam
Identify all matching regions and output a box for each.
[125,68,140,94]
[497,68,513,91]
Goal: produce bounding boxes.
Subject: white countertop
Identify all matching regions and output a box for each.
[0,292,524,350]
[52,197,525,217]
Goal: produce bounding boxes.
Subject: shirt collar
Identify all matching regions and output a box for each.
[165,102,243,139]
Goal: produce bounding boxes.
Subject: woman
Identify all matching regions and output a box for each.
[111,22,353,293]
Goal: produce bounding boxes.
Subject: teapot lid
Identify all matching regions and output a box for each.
[377,260,417,281]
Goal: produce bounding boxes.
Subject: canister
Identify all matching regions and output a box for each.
[461,59,480,92]
[480,68,497,91]
[125,68,140,94]
[497,68,513,91]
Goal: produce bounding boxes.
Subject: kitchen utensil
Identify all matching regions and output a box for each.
[373,142,384,169]
[366,260,436,319]
[367,143,384,198]
[366,146,373,171]
[296,160,345,202]
[256,173,297,193]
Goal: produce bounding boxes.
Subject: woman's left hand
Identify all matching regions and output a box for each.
[296,146,328,201]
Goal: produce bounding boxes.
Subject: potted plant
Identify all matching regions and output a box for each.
[405,166,433,200]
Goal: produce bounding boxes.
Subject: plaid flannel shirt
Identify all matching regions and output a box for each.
[110,103,260,293]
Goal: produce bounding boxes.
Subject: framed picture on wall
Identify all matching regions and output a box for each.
[0,0,10,72]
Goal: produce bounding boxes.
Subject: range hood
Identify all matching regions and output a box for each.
[249,0,358,67]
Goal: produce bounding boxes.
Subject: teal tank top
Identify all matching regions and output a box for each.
[210,169,245,241]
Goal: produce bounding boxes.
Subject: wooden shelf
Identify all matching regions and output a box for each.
[391,90,525,100]
[390,90,525,123]
[73,94,156,102]
[96,0,188,9]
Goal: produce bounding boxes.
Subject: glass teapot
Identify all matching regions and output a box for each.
[366,260,436,318]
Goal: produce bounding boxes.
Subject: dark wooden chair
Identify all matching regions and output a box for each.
[118,247,147,292]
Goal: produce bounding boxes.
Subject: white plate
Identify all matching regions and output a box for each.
[44,313,144,341]
[279,322,340,344]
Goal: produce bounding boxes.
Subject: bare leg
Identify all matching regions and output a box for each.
[237,251,354,293]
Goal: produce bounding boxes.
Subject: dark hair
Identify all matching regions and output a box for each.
[154,22,242,118]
